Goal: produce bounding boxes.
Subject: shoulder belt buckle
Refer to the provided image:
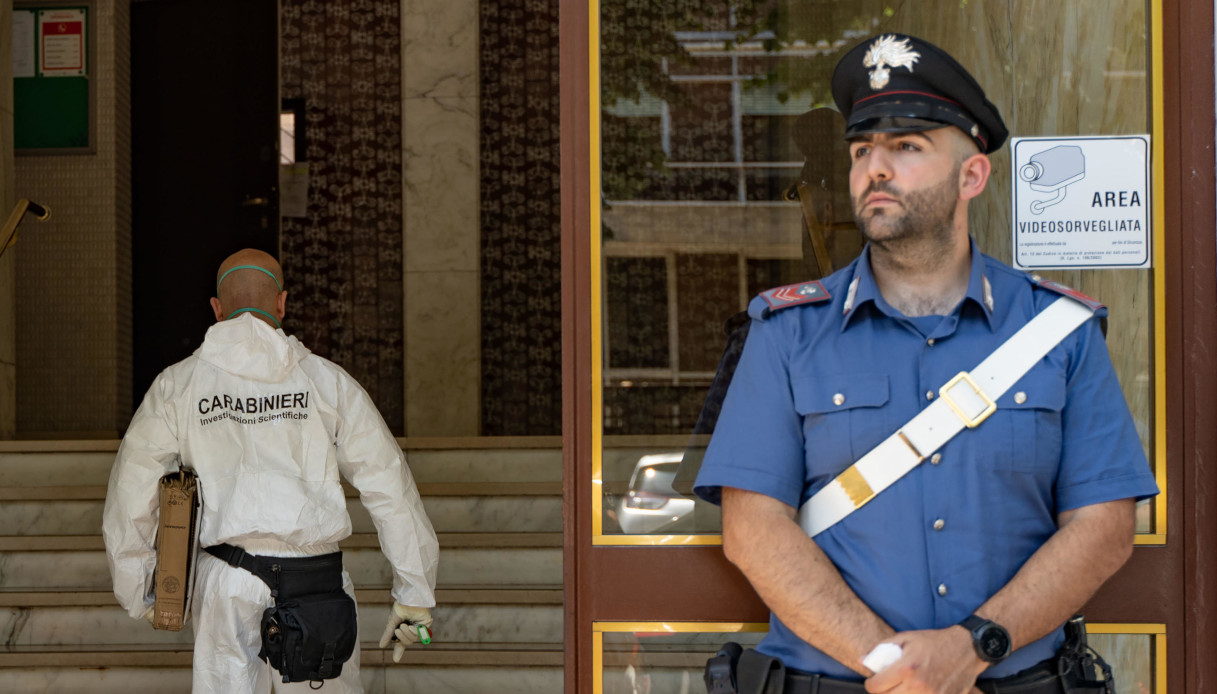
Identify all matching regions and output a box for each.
[939,371,996,428]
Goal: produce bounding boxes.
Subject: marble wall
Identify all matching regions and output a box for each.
[14,0,131,436]
[402,0,481,435]
[0,1,14,438]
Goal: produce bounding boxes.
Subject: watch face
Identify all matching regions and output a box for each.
[980,626,1011,660]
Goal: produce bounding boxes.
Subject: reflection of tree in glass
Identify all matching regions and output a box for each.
[599,0,891,200]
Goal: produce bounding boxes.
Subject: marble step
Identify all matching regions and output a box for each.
[0,495,563,535]
[0,443,562,487]
[0,645,564,693]
[0,532,561,551]
[0,601,563,647]
[0,546,562,590]
[0,586,563,607]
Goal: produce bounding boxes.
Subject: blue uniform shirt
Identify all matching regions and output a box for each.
[694,241,1159,680]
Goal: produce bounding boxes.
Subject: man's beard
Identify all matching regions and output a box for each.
[851,164,961,254]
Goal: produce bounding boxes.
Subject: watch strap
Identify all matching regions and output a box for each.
[958,614,990,632]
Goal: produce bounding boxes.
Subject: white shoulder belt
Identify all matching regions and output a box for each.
[796,296,1096,538]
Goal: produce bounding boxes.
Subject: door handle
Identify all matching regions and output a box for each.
[242,197,270,208]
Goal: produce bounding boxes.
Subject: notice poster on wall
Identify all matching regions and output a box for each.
[1011,135,1151,270]
[15,5,91,150]
[12,10,35,78]
[38,8,86,77]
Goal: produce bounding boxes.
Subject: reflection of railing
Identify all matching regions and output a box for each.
[0,199,51,261]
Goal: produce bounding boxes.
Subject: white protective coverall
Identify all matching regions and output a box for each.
[102,313,439,693]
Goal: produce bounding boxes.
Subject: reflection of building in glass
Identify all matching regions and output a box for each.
[601,23,861,435]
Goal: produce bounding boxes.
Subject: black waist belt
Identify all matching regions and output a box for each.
[204,544,344,597]
[783,657,1063,694]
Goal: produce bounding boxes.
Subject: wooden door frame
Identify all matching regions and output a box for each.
[561,0,1217,690]
[1170,0,1217,691]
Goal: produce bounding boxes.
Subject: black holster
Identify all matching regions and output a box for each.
[1057,615,1116,693]
[704,642,742,693]
[704,643,788,694]
[205,543,358,688]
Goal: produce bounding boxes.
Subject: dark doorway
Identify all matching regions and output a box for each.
[131,0,279,408]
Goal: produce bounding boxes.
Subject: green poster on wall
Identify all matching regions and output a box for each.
[13,6,91,151]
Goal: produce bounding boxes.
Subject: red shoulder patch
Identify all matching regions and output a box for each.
[759,281,831,310]
[1029,275,1105,311]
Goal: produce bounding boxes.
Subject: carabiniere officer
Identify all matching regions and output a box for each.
[695,33,1158,694]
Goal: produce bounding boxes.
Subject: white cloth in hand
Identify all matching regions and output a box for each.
[378,603,433,662]
[862,642,903,673]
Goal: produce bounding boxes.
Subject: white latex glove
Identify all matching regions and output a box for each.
[378,603,433,662]
[142,606,155,625]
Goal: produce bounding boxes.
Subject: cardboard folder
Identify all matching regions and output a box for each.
[152,468,201,631]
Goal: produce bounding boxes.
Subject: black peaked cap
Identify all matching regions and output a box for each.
[831,33,1008,154]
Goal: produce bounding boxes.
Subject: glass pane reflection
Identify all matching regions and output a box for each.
[602,631,765,694]
[598,0,1158,538]
[1089,633,1155,694]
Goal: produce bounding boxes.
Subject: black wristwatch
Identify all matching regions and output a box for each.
[958,615,1012,664]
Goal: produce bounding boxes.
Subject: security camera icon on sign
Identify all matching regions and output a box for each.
[1019,145,1085,214]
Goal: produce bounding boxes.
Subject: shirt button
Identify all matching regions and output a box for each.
[833,393,845,406]
[930,453,942,465]
[926,390,935,401]
[1014,391,1027,404]
[933,519,945,531]
[937,583,948,596]
[927,338,936,346]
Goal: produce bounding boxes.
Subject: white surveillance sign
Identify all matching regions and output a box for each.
[1011,135,1151,270]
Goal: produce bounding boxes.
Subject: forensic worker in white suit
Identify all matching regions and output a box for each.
[103,248,439,693]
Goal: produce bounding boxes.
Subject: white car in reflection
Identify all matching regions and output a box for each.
[617,452,696,535]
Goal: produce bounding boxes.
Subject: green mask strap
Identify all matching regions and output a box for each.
[217,264,283,292]
[227,307,282,329]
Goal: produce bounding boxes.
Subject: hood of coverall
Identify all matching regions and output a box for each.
[195,312,311,383]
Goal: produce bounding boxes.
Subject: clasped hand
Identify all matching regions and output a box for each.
[863,627,987,694]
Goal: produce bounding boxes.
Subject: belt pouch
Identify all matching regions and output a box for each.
[259,590,358,685]
[736,648,786,694]
[206,544,357,686]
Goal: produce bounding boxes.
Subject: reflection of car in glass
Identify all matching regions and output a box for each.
[617,453,695,534]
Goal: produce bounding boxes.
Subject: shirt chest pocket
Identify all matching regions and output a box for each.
[993,365,1066,473]
[792,372,891,476]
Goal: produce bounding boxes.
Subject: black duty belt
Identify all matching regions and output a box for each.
[782,657,1063,694]
[204,543,344,597]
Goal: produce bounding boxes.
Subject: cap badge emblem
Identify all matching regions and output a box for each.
[863,35,921,90]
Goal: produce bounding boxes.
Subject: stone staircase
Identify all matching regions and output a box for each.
[0,440,564,693]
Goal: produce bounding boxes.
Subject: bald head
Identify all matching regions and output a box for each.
[210,249,287,327]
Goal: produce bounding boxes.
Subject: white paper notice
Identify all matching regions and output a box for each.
[1011,135,1151,270]
[13,11,36,78]
[39,9,86,77]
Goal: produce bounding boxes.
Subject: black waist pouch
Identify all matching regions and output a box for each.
[259,590,357,684]
[206,544,358,687]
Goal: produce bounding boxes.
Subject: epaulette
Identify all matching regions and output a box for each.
[1027,273,1105,311]
[749,281,831,320]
